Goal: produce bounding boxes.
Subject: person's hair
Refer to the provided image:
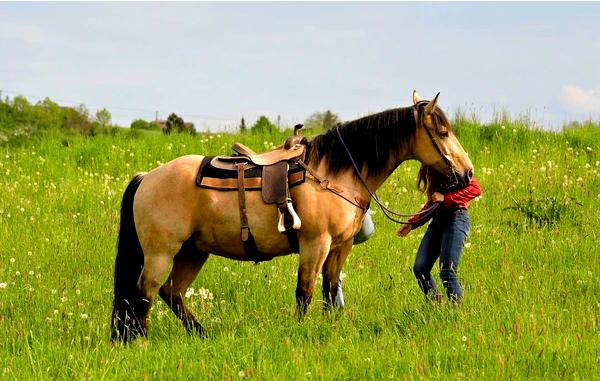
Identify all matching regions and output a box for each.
[416,164,446,197]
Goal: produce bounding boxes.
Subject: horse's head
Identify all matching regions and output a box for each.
[411,91,474,189]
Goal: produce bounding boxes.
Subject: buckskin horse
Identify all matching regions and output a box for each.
[111,91,474,342]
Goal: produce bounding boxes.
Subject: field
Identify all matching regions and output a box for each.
[0,121,598,380]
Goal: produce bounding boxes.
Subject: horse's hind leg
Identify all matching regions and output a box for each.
[136,253,173,336]
[159,241,209,337]
[322,239,353,310]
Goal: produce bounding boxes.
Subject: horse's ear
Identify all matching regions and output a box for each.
[412,90,422,105]
[424,92,440,116]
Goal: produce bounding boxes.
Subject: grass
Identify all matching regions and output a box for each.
[0,122,598,380]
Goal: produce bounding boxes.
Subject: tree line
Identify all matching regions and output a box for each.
[0,93,341,145]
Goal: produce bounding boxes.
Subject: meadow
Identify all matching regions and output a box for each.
[0,120,598,380]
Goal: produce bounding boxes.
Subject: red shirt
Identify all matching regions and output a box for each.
[408,177,481,229]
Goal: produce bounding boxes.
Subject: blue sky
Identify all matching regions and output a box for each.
[1,2,599,131]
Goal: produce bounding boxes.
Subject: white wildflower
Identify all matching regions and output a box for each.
[185,288,195,298]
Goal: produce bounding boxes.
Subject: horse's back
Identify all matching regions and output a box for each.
[133,154,295,260]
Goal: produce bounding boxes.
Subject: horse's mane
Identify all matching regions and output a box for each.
[306,106,417,177]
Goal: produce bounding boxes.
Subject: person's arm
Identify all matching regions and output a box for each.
[443,177,482,208]
[407,200,435,229]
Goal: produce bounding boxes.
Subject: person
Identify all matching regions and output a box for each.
[397,165,481,303]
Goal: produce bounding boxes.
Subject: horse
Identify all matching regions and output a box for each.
[111,91,474,342]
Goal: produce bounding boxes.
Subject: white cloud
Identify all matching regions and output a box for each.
[560,85,600,114]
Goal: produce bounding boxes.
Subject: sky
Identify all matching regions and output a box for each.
[1,2,599,131]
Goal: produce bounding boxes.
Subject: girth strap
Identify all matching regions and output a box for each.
[236,163,261,262]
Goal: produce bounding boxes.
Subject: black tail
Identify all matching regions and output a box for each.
[111,173,149,342]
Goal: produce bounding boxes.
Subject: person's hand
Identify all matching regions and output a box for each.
[431,192,444,203]
[396,224,412,237]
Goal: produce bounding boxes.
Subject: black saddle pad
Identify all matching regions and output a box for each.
[195,156,305,189]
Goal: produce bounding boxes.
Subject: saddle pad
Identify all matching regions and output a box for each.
[195,156,306,191]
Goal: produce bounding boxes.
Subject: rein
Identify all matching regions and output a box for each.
[335,126,439,225]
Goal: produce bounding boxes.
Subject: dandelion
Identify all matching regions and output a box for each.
[185,288,195,298]
[223,266,230,272]
[80,313,88,320]
[0,282,7,289]
[518,275,524,281]
[10,258,15,263]
[586,146,592,152]
[461,336,467,342]
[238,370,246,378]
[197,287,214,300]
[464,242,472,249]
[28,270,34,276]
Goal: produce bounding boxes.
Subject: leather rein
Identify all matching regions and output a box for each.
[332,103,461,225]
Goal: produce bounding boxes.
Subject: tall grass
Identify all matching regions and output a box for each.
[0,120,598,380]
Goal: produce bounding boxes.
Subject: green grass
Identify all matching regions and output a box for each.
[0,123,598,380]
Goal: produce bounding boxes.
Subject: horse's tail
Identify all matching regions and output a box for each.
[111,173,148,342]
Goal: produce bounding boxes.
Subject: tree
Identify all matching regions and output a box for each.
[322,110,340,131]
[239,117,247,134]
[95,108,112,127]
[304,110,340,132]
[63,106,93,136]
[165,113,184,135]
[131,119,160,131]
[250,115,277,134]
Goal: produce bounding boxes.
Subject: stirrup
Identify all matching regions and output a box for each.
[277,200,301,232]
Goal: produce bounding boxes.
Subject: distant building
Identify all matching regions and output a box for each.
[154,119,195,132]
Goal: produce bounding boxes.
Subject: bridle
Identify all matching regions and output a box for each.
[334,102,460,224]
[414,102,460,191]
[336,125,438,225]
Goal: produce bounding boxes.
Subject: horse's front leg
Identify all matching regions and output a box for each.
[322,239,353,310]
[296,235,332,315]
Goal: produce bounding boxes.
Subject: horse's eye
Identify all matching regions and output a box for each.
[439,131,449,139]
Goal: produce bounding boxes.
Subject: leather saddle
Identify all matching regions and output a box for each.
[195,125,308,260]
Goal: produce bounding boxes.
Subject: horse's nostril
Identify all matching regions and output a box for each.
[467,168,474,179]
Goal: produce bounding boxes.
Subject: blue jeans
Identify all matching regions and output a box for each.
[413,209,470,302]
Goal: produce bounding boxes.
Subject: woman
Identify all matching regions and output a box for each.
[397,165,481,303]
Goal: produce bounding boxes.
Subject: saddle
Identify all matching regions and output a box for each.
[195,125,308,260]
